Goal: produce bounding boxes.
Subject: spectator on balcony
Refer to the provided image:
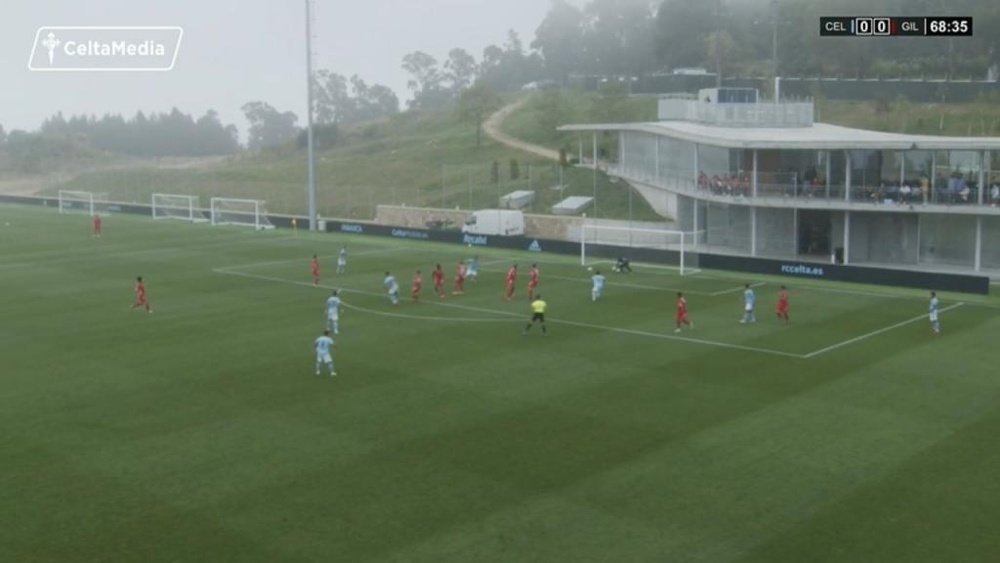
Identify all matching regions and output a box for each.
[991,182,1000,206]
[698,171,709,191]
[899,181,912,204]
[920,175,930,204]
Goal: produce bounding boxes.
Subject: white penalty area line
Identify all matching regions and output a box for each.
[220,246,405,271]
[801,302,965,359]
[212,266,803,359]
[480,262,762,297]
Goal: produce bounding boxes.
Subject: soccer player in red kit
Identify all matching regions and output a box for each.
[132,276,152,313]
[527,263,541,300]
[504,264,518,301]
[432,264,446,298]
[411,269,423,302]
[674,292,692,333]
[453,260,467,295]
[776,285,790,323]
[92,214,102,238]
[310,254,321,286]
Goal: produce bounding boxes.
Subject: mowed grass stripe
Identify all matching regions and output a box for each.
[3,203,1000,563]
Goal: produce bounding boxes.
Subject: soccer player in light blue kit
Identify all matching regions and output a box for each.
[740,283,757,324]
[337,246,348,274]
[929,291,941,334]
[384,271,400,305]
[466,255,479,281]
[591,269,606,301]
[314,329,336,376]
[325,290,342,335]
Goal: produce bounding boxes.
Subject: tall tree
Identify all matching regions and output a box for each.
[583,0,658,76]
[402,51,447,110]
[241,101,299,151]
[457,83,502,148]
[444,48,478,95]
[532,0,586,83]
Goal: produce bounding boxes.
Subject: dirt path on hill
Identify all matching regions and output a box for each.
[482,98,561,162]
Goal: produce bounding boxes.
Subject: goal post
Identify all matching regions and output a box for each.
[209,197,274,230]
[580,224,705,276]
[152,193,208,222]
[58,190,97,215]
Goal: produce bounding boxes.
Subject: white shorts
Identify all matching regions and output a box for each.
[745,305,754,312]
[338,260,346,267]
[929,311,939,323]
[317,353,332,364]
[328,312,339,321]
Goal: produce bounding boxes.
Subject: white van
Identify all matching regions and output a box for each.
[462,209,525,236]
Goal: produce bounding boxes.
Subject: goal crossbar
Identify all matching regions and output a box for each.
[209,197,274,230]
[580,224,705,276]
[152,193,208,223]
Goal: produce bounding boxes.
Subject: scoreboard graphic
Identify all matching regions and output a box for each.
[820,17,972,37]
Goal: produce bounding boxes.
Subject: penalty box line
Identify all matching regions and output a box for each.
[802,302,966,359]
[212,267,804,359]
[479,260,762,297]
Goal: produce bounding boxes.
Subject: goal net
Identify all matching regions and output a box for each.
[580,224,705,276]
[210,197,274,230]
[58,190,111,216]
[152,193,208,222]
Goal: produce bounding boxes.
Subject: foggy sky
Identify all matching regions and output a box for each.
[1,0,577,138]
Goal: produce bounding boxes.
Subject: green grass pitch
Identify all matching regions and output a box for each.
[2,204,999,562]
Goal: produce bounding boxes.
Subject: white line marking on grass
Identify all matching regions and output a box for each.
[340,301,518,324]
[225,247,406,271]
[213,267,802,359]
[709,281,766,296]
[479,263,757,297]
[802,302,965,359]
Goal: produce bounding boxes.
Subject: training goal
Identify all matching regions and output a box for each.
[580,224,705,276]
[58,190,111,216]
[210,197,274,230]
[152,193,208,222]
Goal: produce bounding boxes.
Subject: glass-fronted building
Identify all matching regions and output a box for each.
[560,90,1000,277]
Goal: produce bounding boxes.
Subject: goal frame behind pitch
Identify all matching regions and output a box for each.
[579,224,705,276]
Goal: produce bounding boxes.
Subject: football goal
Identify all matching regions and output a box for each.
[210,197,274,230]
[580,224,705,276]
[152,193,208,223]
[58,190,110,216]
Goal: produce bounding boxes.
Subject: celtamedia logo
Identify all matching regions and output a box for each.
[28,26,183,71]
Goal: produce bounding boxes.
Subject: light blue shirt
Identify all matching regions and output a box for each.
[315,335,334,355]
[744,289,756,307]
[467,258,478,272]
[384,275,399,292]
[592,274,606,289]
[326,296,341,315]
[929,297,939,313]
[338,249,347,263]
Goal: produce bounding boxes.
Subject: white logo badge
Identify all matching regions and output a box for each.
[29,26,183,71]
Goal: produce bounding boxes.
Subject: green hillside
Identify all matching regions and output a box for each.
[46,105,663,222]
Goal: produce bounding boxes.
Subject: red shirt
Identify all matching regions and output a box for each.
[506,268,517,284]
[413,274,422,288]
[529,268,539,285]
[135,281,146,297]
[778,290,789,305]
[433,269,444,284]
[456,264,466,278]
[93,215,102,227]
[310,259,320,274]
[677,297,687,315]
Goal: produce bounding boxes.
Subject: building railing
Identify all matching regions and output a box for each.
[657,99,815,127]
[609,165,1000,210]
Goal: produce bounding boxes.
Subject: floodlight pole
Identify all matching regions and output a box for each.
[305,0,317,231]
